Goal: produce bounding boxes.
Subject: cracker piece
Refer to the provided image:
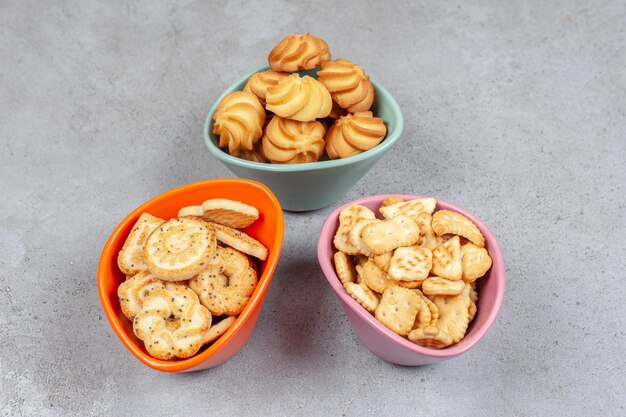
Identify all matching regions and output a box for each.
[333,251,356,284]
[133,286,212,360]
[394,280,422,289]
[348,218,380,256]
[375,285,421,336]
[414,288,438,326]
[379,197,437,219]
[431,209,485,247]
[468,301,477,322]
[333,205,376,254]
[178,205,204,218]
[469,283,478,304]
[372,251,393,272]
[461,243,492,282]
[388,246,432,282]
[415,213,438,251]
[361,215,421,255]
[409,292,431,330]
[344,282,380,313]
[209,222,268,260]
[144,217,216,281]
[117,213,165,276]
[380,196,404,208]
[408,326,453,349]
[117,271,164,320]
[357,261,394,294]
[431,235,462,281]
[202,316,237,345]
[201,198,259,229]
[429,283,471,343]
[422,276,465,296]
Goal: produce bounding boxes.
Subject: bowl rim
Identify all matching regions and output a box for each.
[97,178,285,372]
[317,194,505,359]
[202,64,404,172]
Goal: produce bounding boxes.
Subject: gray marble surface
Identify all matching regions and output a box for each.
[1,0,625,416]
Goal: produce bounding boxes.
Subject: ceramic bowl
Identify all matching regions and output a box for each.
[203,65,404,212]
[317,194,505,365]
[97,178,284,372]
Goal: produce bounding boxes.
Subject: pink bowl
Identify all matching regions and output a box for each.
[317,194,505,365]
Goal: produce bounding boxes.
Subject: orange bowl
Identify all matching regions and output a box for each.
[97,178,284,372]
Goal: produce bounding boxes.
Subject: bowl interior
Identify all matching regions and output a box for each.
[318,194,505,359]
[202,64,404,172]
[97,178,284,372]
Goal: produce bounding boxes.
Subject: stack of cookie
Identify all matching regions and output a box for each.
[213,33,387,164]
[332,197,492,349]
[116,198,268,360]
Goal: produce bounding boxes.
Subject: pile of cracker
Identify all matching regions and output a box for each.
[333,197,492,349]
[213,33,387,164]
[116,198,268,360]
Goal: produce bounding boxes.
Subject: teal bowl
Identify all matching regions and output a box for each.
[203,65,404,212]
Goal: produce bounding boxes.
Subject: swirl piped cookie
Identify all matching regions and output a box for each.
[243,70,289,104]
[262,115,326,163]
[317,59,374,113]
[268,33,331,72]
[265,74,332,122]
[213,91,265,154]
[325,111,387,159]
[212,34,389,164]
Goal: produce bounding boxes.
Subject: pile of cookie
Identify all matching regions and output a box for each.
[116,198,268,360]
[212,33,387,164]
[332,197,492,349]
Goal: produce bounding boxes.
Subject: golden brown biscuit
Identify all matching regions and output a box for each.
[265,74,332,122]
[268,34,331,72]
[117,213,164,276]
[317,59,375,112]
[189,247,257,316]
[213,91,265,155]
[143,217,217,281]
[325,112,387,159]
[133,286,212,360]
[262,115,325,163]
[243,70,290,104]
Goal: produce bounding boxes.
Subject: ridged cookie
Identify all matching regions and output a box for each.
[213,91,265,155]
[268,34,331,72]
[262,115,325,163]
[200,198,259,229]
[243,70,289,103]
[265,74,332,122]
[325,112,387,159]
[317,59,375,112]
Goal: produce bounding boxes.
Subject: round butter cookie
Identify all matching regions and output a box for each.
[317,59,375,112]
[265,74,332,122]
[213,91,265,155]
[262,115,325,164]
[325,112,386,159]
[268,33,331,72]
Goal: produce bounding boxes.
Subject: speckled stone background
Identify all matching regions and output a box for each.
[1,0,624,416]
